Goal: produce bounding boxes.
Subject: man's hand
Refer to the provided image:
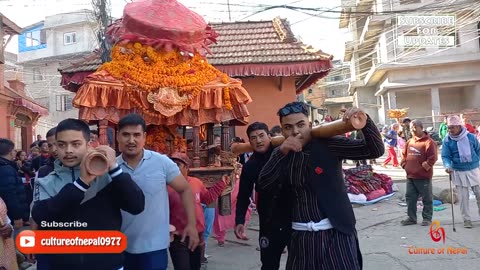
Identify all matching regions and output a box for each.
[234,224,249,240]
[342,107,366,122]
[170,224,176,243]
[13,219,23,230]
[445,168,453,174]
[95,145,117,170]
[0,223,13,238]
[182,224,199,251]
[222,175,231,186]
[279,134,302,155]
[422,161,432,171]
[80,150,97,185]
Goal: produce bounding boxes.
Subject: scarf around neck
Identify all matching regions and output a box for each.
[448,127,472,163]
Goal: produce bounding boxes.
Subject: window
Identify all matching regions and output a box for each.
[308,88,313,94]
[56,95,73,111]
[63,32,77,45]
[402,29,426,53]
[25,30,46,47]
[32,68,44,82]
[437,26,459,48]
[330,90,336,96]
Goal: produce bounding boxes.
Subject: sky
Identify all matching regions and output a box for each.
[0,0,348,60]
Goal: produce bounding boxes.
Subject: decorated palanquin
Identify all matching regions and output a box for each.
[72,0,251,214]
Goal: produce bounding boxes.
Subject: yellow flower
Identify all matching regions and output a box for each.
[98,42,234,110]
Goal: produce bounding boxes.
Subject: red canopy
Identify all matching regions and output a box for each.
[106,0,218,54]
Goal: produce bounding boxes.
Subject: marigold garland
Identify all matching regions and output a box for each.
[99,42,233,110]
[145,125,186,155]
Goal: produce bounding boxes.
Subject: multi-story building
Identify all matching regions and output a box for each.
[323,60,352,119]
[302,82,327,122]
[17,9,98,136]
[1,13,48,150]
[304,60,352,121]
[340,0,480,127]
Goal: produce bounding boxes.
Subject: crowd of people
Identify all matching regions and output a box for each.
[0,102,387,270]
[378,114,480,230]
[2,102,473,270]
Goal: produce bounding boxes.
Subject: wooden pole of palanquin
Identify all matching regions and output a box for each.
[231,111,368,154]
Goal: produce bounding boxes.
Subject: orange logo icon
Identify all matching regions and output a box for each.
[429,220,445,244]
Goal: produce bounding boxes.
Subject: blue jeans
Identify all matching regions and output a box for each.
[202,204,215,249]
[124,249,168,270]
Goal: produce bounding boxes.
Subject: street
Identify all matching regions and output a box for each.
[198,153,480,270]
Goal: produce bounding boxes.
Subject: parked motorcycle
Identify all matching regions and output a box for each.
[426,127,442,145]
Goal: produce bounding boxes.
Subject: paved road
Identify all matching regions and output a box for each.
[198,152,480,270]
[200,177,480,270]
[24,150,479,270]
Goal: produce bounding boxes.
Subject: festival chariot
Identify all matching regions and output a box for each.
[66,0,253,214]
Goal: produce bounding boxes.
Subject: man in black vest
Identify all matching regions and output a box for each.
[258,102,384,270]
[235,122,290,270]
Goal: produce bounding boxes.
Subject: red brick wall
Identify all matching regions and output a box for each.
[235,76,297,139]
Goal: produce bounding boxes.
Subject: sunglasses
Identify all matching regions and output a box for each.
[278,103,308,117]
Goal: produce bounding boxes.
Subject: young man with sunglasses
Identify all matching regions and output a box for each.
[258,102,384,270]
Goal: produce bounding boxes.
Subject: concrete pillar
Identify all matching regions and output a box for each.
[387,90,396,110]
[378,94,386,125]
[431,87,440,129]
[351,53,361,81]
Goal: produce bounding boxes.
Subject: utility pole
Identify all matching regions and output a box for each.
[227,0,232,21]
[92,0,112,63]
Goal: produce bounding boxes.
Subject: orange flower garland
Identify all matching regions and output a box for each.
[99,42,233,110]
[220,75,232,110]
[145,125,186,155]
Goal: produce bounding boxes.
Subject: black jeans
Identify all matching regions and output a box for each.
[259,225,290,270]
[405,179,433,222]
[169,235,202,270]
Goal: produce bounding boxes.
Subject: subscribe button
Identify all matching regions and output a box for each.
[16,230,127,254]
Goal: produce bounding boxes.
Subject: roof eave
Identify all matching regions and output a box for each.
[1,13,23,35]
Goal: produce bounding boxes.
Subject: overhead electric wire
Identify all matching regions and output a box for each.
[314,0,480,80]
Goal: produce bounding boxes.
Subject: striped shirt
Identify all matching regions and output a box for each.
[258,116,384,223]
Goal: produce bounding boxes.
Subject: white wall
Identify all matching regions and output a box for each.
[355,86,379,122]
[439,87,467,113]
[387,62,480,83]
[22,63,78,129]
[396,90,430,116]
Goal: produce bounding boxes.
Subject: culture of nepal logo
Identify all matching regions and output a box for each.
[407,220,467,255]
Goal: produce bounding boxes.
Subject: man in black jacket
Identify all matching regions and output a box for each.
[31,140,50,172]
[234,122,290,270]
[258,102,384,270]
[32,119,145,270]
[0,138,28,230]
